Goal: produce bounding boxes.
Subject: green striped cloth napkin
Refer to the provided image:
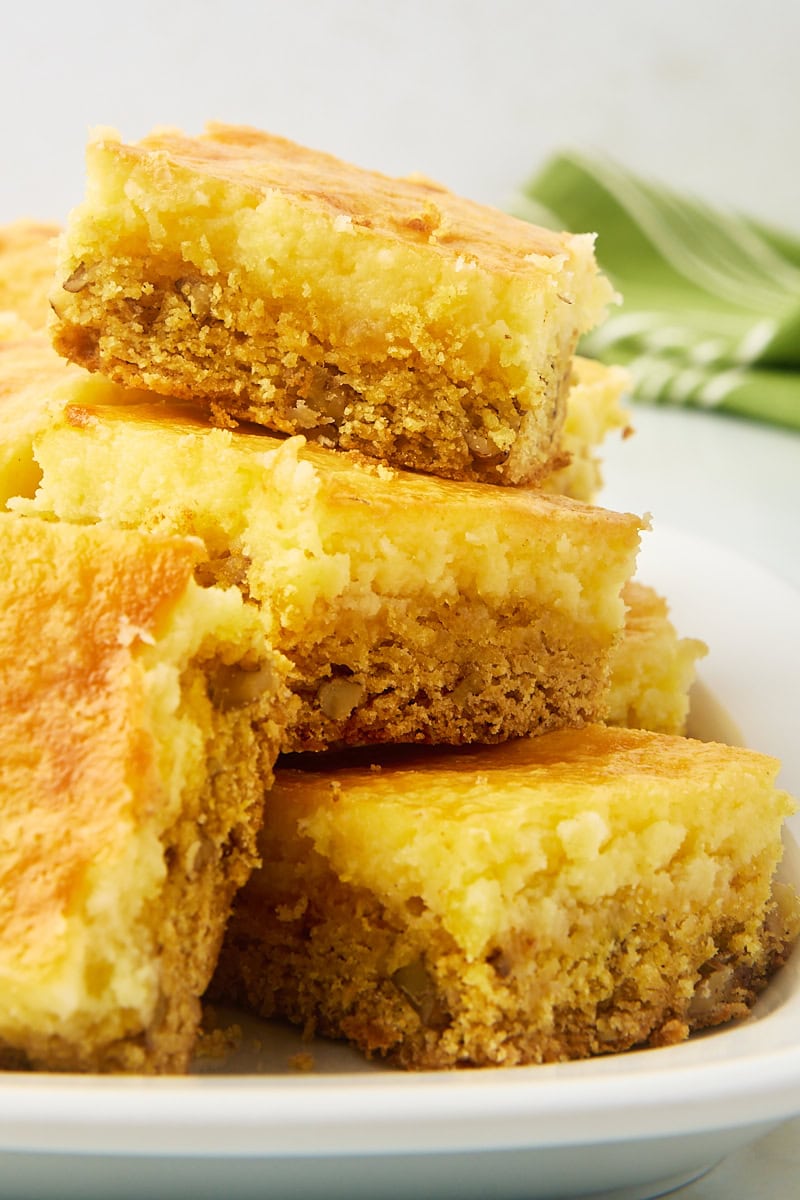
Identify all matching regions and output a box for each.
[512,153,800,429]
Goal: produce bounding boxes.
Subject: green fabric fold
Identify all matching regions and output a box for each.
[513,153,800,429]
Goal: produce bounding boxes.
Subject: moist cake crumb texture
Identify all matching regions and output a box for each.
[608,582,708,735]
[49,124,617,485]
[213,726,799,1069]
[0,514,289,1072]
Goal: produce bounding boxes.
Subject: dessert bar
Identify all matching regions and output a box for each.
[0,514,288,1072]
[50,124,615,484]
[214,726,799,1068]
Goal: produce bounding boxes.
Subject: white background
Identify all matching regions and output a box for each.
[1,0,798,229]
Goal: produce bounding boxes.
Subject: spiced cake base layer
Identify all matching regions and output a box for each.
[0,514,289,1073]
[49,124,616,485]
[213,726,799,1070]
[2,332,644,751]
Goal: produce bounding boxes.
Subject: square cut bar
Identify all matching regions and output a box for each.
[213,725,799,1070]
[49,124,616,485]
[1,336,642,748]
[2,332,644,751]
[0,514,289,1073]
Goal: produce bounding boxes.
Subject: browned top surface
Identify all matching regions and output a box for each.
[97,123,590,270]
[274,723,781,801]
[58,392,643,538]
[0,514,198,949]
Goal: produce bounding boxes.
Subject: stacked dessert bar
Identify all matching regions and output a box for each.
[0,126,796,1072]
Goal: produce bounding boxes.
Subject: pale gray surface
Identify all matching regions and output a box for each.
[601,404,800,593]
[670,1117,800,1199]
[1,0,798,228]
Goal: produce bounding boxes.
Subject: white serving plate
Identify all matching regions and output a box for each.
[1,524,799,1200]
